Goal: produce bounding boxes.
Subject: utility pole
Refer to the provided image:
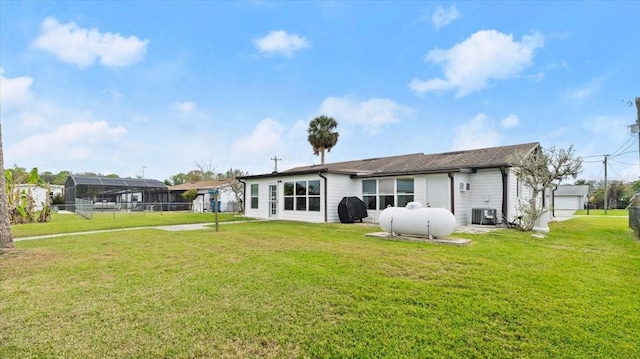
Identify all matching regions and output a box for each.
[603,155,608,214]
[271,156,282,173]
[636,97,640,176]
[142,165,147,178]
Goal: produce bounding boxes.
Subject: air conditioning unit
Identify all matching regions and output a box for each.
[472,208,496,225]
[459,182,470,191]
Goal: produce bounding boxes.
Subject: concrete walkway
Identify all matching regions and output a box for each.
[14,220,260,242]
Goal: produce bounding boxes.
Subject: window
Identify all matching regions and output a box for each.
[363,179,377,210]
[379,179,395,209]
[396,178,414,207]
[361,178,414,210]
[284,180,321,211]
[308,180,321,211]
[250,184,259,209]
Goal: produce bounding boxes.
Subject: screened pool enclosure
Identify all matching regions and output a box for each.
[64,175,189,212]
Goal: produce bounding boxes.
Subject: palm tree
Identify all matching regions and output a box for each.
[307,115,339,165]
[0,121,15,249]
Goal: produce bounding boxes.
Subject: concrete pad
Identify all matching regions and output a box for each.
[366,232,471,246]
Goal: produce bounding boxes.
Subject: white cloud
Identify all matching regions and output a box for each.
[254,30,310,57]
[172,101,197,113]
[0,68,33,109]
[500,115,520,128]
[318,96,412,134]
[10,120,126,159]
[565,79,601,100]
[32,17,149,68]
[232,118,284,156]
[431,5,460,30]
[410,30,544,97]
[452,113,502,150]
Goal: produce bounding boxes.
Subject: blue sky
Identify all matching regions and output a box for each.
[1,1,639,183]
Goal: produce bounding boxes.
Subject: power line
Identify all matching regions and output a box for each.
[610,136,635,157]
[610,158,637,166]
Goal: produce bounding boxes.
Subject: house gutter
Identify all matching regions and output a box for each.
[448,172,455,215]
[552,183,559,218]
[318,172,328,223]
[500,166,508,223]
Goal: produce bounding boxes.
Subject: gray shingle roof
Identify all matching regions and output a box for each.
[554,185,589,196]
[243,142,540,179]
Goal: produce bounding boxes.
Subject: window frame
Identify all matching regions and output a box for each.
[361,177,414,210]
[284,179,321,212]
[250,184,259,209]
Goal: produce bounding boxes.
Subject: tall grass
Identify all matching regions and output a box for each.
[1,217,638,358]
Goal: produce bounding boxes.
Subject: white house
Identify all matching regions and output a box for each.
[169,180,240,213]
[13,184,64,211]
[240,142,539,226]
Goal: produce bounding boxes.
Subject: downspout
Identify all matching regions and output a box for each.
[448,172,455,215]
[552,183,558,218]
[239,179,246,215]
[318,172,328,223]
[500,166,508,223]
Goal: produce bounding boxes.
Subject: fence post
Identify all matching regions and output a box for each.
[629,207,640,238]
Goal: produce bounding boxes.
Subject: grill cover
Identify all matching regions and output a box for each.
[338,196,368,223]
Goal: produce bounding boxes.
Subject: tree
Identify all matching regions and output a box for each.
[0,122,14,249]
[508,145,583,231]
[195,160,216,180]
[307,115,339,165]
[53,170,72,185]
[224,168,248,212]
[181,188,198,211]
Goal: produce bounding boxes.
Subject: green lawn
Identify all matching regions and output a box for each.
[574,209,628,216]
[10,211,250,238]
[1,217,639,358]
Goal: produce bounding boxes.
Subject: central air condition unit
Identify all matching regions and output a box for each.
[459,182,470,191]
[472,208,496,225]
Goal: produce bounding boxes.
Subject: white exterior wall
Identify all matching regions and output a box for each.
[453,173,470,226]
[425,174,450,210]
[468,169,504,224]
[14,185,64,211]
[243,178,271,220]
[325,173,358,222]
[244,167,512,226]
[244,173,347,223]
[506,169,519,222]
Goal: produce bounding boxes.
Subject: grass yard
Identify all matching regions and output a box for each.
[10,211,249,238]
[1,217,639,358]
[573,209,628,216]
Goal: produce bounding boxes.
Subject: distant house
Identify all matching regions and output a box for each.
[168,180,240,213]
[552,185,589,210]
[13,184,64,211]
[240,142,540,226]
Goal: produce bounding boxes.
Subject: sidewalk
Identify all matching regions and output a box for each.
[14,220,260,242]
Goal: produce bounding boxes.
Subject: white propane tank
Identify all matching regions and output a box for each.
[379,201,456,238]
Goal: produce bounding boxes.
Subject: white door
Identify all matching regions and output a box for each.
[426,174,450,209]
[269,184,278,218]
